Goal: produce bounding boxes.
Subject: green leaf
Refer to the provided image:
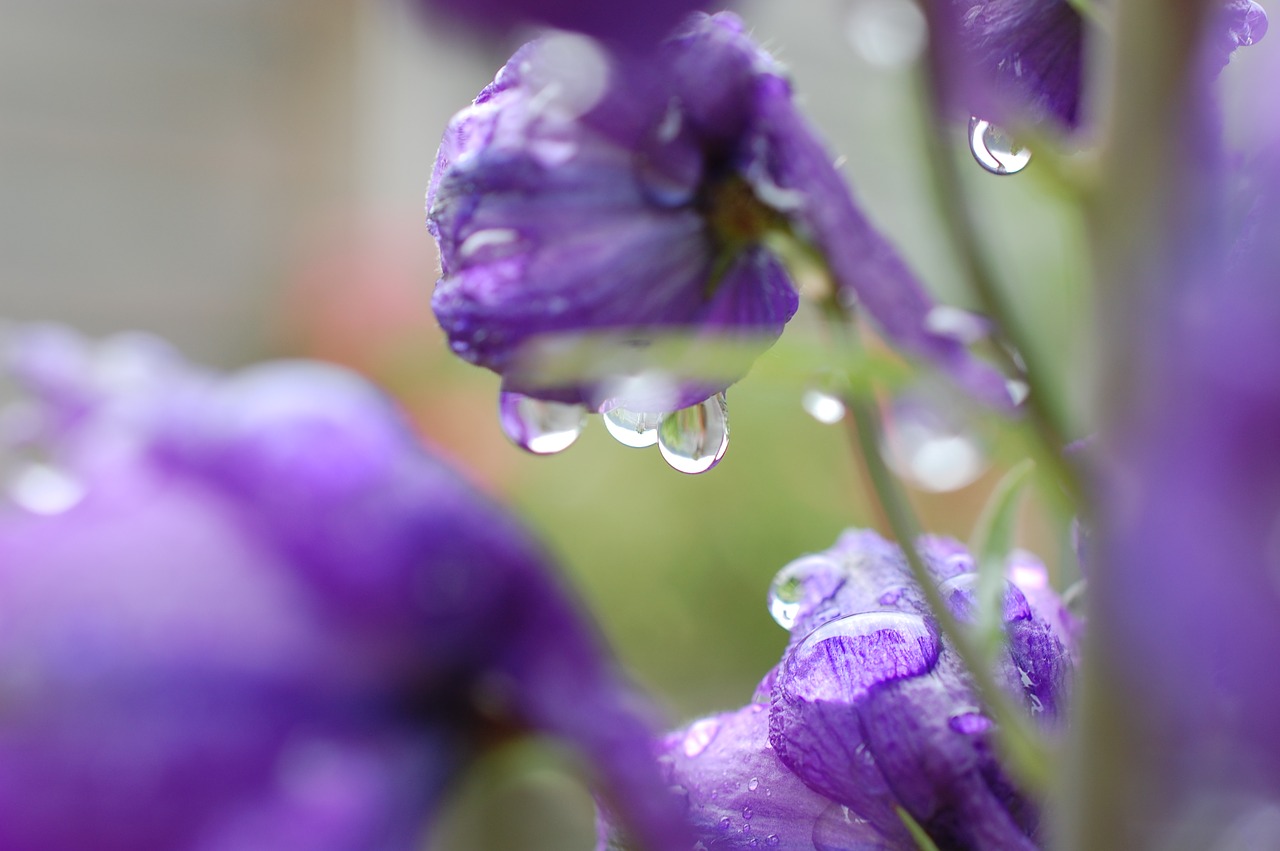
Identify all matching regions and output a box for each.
[895,806,943,851]
[968,459,1036,658]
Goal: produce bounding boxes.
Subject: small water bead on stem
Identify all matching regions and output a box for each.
[656,392,729,475]
[968,117,1032,175]
[801,388,846,425]
[497,391,586,455]
[601,406,663,448]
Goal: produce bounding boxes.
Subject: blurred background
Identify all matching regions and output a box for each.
[0,0,1136,846]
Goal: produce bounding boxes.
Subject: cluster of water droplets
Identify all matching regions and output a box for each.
[968,117,1032,176]
[497,389,730,475]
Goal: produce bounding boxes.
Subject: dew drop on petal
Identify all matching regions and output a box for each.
[602,407,662,448]
[948,711,993,736]
[802,389,846,424]
[498,392,585,455]
[8,463,85,515]
[783,612,939,703]
[969,117,1032,175]
[742,806,754,820]
[767,555,843,630]
[657,393,729,475]
[748,777,759,792]
[719,817,732,832]
[681,717,720,758]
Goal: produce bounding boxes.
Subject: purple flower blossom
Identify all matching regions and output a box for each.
[427,13,1014,425]
[0,327,687,851]
[626,530,1074,850]
[928,0,1266,131]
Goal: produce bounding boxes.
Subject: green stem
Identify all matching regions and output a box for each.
[910,75,1084,511]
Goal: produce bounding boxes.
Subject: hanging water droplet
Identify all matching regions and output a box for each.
[498,392,585,455]
[681,717,721,758]
[1006,379,1030,406]
[880,389,988,492]
[657,393,728,475]
[801,389,846,424]
[968,117,1032,175]
[602,407,663,448]
[8,463,85,515]
[766,555,843,630]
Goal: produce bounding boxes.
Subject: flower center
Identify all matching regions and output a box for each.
[701,175,788,291]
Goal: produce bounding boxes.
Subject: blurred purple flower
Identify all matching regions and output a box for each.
[927,0,1266,131]
[428,12,1014,421]
[625,530,1074,850]
[411,0,714,50]
[0,327,687,851]
[1095,96,1280,848]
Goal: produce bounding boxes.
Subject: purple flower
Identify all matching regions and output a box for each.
[427,13,1014,431]
[927,0,1266,131]
[0,327,687,851]
[627,530,1074,850]
[410,0,714,50]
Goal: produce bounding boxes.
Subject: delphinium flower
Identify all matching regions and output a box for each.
[0,326,687,851]
[427,12,1014,472]
[607,530,1074,849]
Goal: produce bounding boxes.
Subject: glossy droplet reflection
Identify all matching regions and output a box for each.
[657,393,729,475]
[602,407,662,448]
[784,611,939,702]
[498,392,585,455]
[681,717,721,758]
[968,117,1032,175]
[802,389,846,425]
[767,555,843,630]
[7,462,86,515]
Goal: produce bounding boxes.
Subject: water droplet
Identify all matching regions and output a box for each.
[782,612,939,703]
[602,407,662,448]
[457,228,521,264]
[845,0,927,69]
[498,392,585,455]
[742,806,754,820]
[718,817,731,832]
[880,389,987,492]
[878,588,902,606]
[8,463,85,515]
[766,555,844,630]
[681,717,720,758]
[748,777,759,792]
[801,389,846,424]
[525,31,611,120]
[924,306,989,344]
[969,117,1032,175]
[742,823,752,835]
[766,835,781,847]
[948,711,992,735]
[657,393,729,475]
[1006,379,1029,406]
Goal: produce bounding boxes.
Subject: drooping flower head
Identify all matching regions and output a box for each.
[0,326,687,851]
[428,13,1015,464]
[622,530,1074,849]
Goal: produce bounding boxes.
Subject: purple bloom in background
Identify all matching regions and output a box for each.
[411,0,713,50]
[621,530,1074,850]
[927,0,1266,133]
[1093,87,1280,848]
[0,327,687,851]
[428,12,1014,463]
